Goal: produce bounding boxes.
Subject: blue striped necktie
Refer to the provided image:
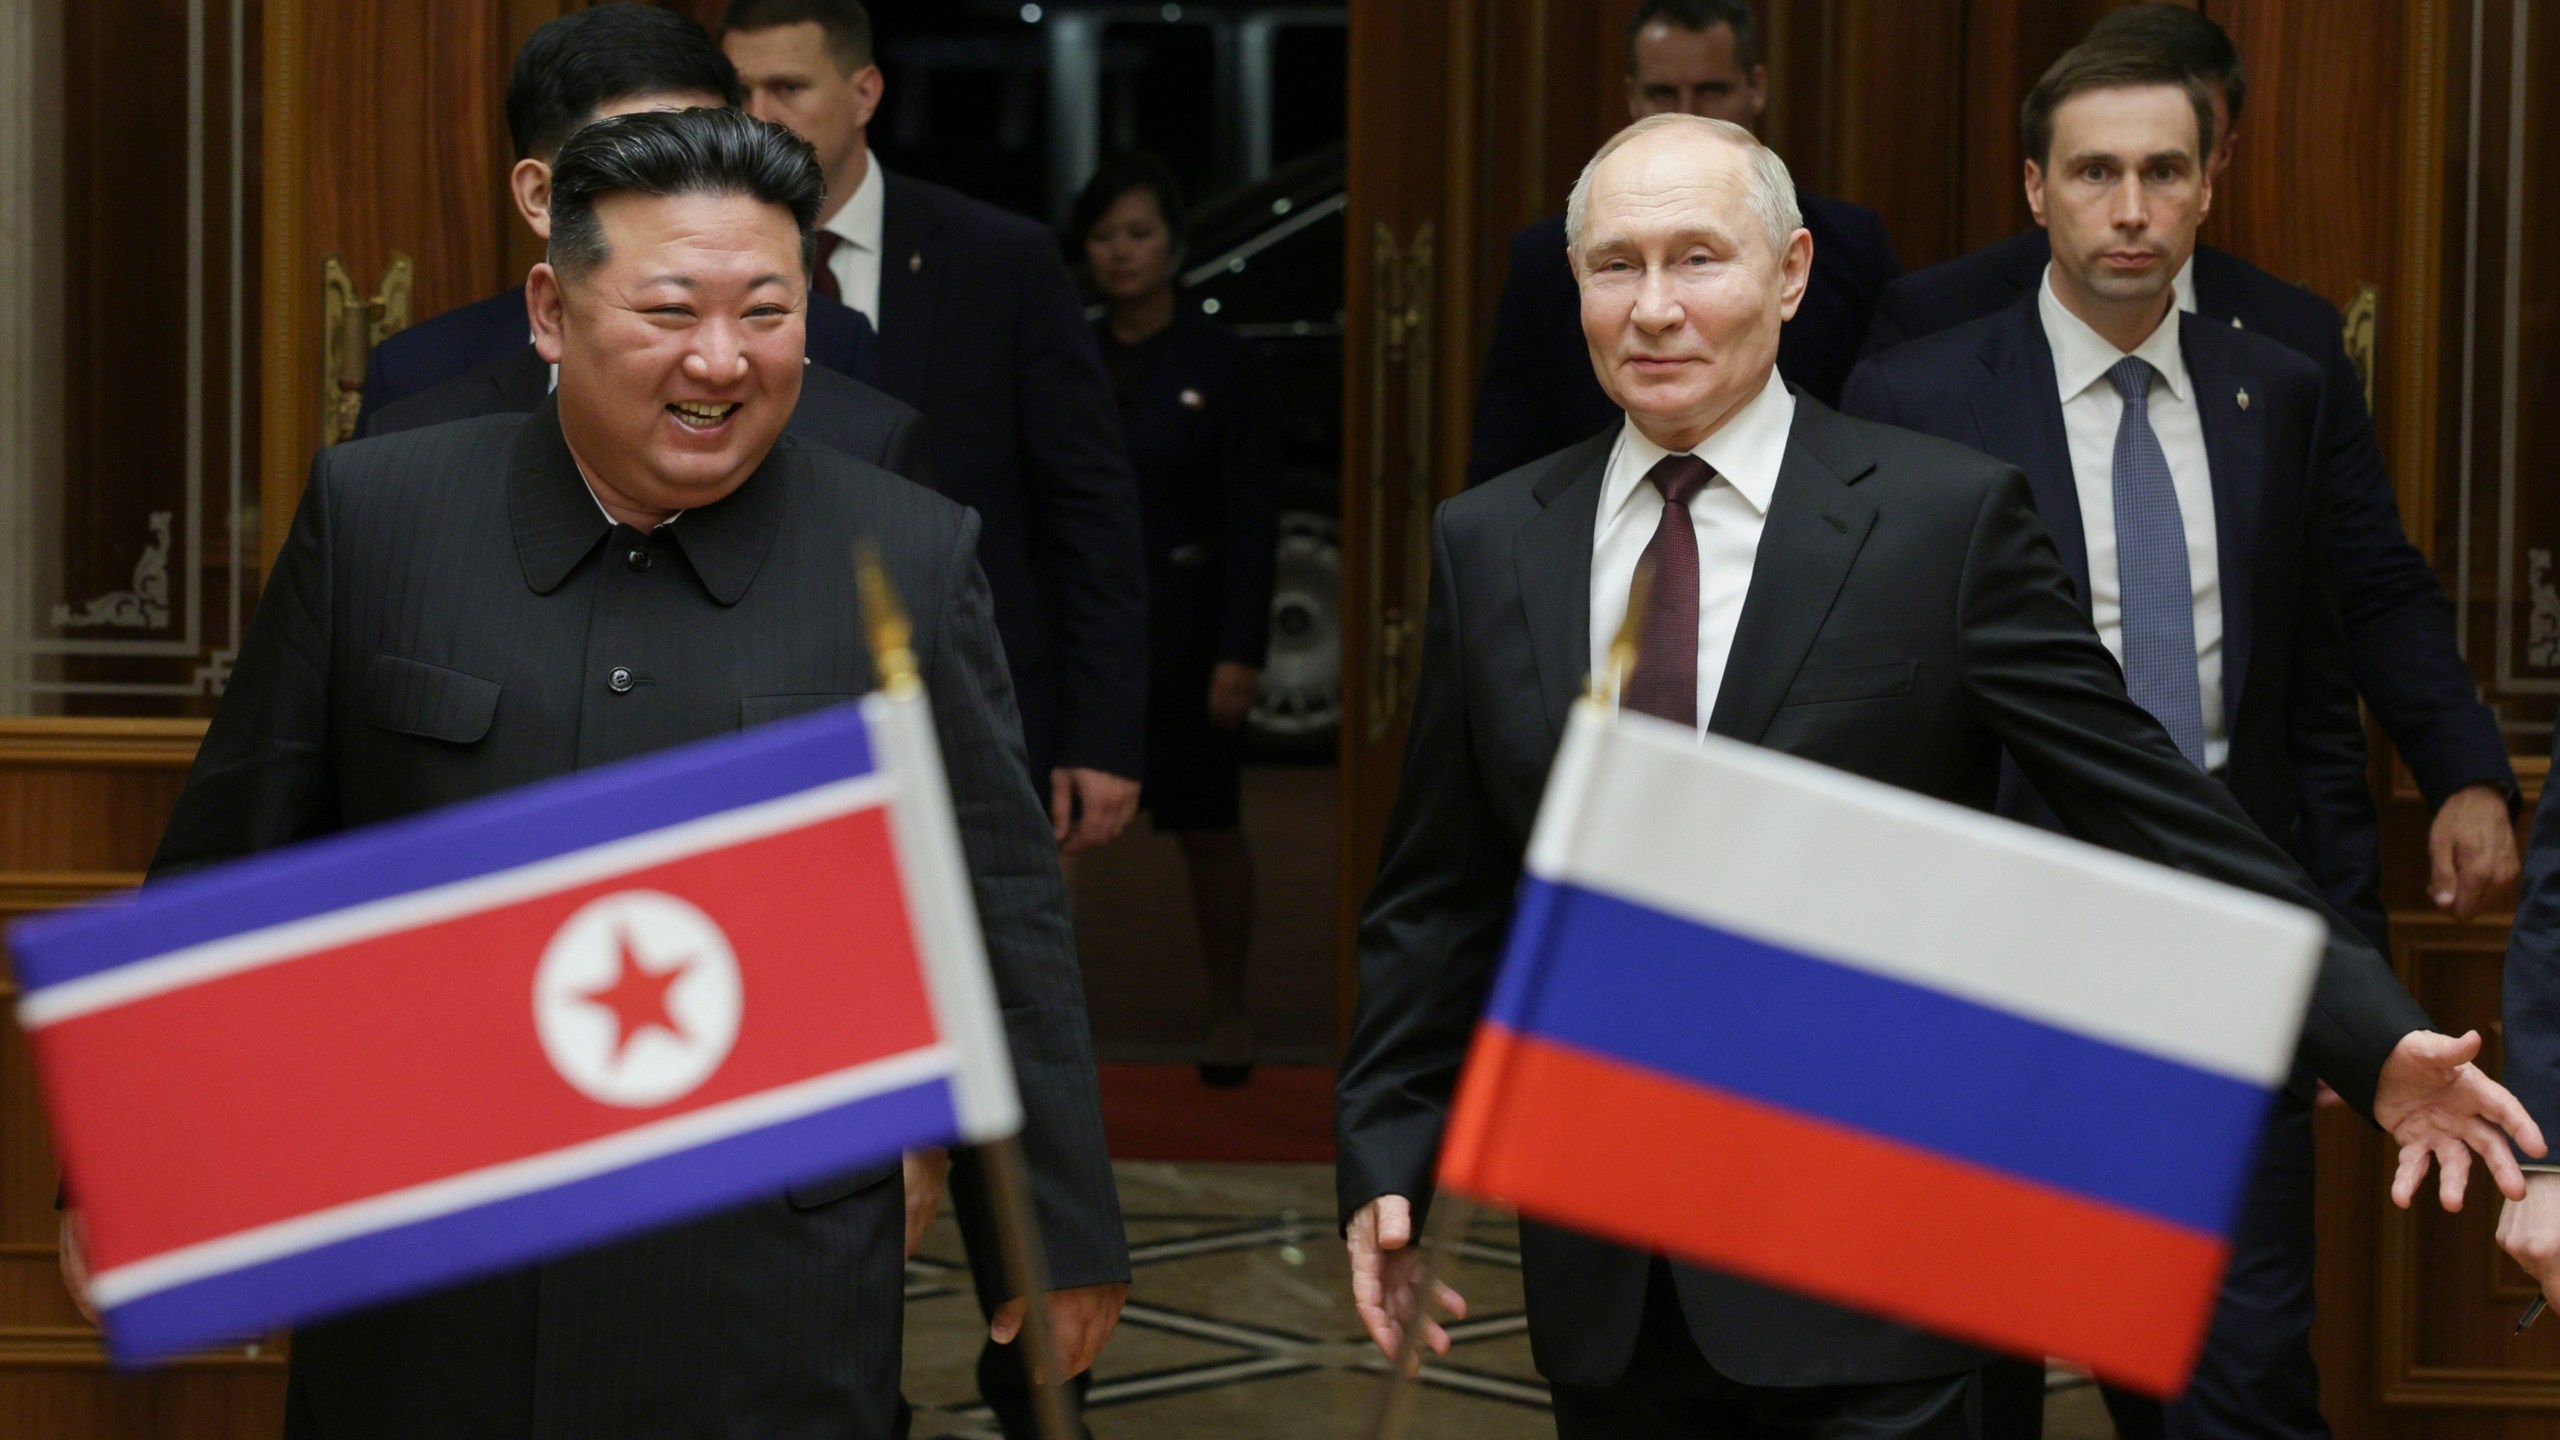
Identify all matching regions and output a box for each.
[2107,356,2208,769]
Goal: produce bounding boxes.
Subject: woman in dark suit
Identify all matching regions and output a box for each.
[1072,154,1278,1086]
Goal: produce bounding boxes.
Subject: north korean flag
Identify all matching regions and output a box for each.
[8,696,1019,1365]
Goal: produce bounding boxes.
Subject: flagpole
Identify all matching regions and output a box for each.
[857,547,1078,1440]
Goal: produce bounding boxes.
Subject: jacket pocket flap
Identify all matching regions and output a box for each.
[1782,660,1916,707]
[741,693,862,729]
[787,1158,902,1210]
[365,654,501,743]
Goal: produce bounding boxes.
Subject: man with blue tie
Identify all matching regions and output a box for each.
[1843,44,2391,1440]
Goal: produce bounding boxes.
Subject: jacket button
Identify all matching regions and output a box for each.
[608,666,634,694]
[626,547,651,572]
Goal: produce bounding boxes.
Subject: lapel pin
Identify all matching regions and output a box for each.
[2231,316,2245,329]
[1179,388,1205,410]
[2236,387,2251,410]
[908,251,923,275]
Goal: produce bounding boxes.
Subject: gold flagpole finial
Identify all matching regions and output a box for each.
[1594,559,1653,708]
[855,542,921,698]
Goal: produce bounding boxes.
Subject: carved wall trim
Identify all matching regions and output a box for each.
[0,718,203,768]
[2393,0,2449,554]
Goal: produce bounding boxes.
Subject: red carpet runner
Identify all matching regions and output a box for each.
[1096,1064,1335,1163]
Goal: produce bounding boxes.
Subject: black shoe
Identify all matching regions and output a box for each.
[1196,1061,1254,1088]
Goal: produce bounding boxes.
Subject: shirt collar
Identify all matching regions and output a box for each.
[2172,254,2198,315]
[1600,368,1795,527]
[509,396,784,605]
[822,149,885,253]
[2038,262,2191,404]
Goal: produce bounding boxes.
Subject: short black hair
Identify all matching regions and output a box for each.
[1625,0,1761,74]
[2019,42,2218,171]
[505,5,744,162]
[547,108,825,281]
[721,0,875,72]
[2085,2,2248,126]
[1070,153,1188,250]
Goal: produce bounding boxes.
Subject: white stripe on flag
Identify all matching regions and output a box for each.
[86,1043,958,1309]
[20,774,895,1028]
[1527,705,2323,1087]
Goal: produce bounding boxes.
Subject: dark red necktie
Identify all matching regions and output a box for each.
[812,231,845,304]
[1620,453,1716,727]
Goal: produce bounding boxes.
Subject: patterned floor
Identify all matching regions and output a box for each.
[900,1162,2116,1439]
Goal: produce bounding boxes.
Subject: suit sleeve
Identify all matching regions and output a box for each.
[1466,229,1570,488]
[1007,241,1150,780]
[1951,466,2429,1114]
[151,454,343,877]
[2283,506,2390,954]
[1217,343,1279,667]
[2503,730,2560,1145]
[2301,320,2514,809]
[922,510,1129,1302]
[1334,512,1522,1230]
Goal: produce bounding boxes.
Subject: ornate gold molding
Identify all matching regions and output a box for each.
[0,718,203,768]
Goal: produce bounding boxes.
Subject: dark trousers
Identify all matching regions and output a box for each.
[1977,1097,2324,1440]
[1550,1261,1979,1439]
[894,1340,1094,1440]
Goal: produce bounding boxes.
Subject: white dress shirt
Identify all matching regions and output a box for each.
[821,151,887,326]
[2038,265,2227,769]
[1588,371,1796,727]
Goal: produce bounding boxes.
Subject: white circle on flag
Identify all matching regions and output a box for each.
[534,890,742,1107]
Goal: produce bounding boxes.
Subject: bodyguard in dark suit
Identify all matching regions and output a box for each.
[140,111,1127,1438]
[351,6,880,435]
[1859,3,2521,930]
[1844,52,2389,1440]
[726,0,1149,854]
[1339,113,2542,1440]
[362,336,928,484]
[1465,0,1900,486]
[2498,728,2560,1302]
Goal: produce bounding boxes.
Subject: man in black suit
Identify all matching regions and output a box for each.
[2498,732,2560,1304]
[363,325,927,483]
[1842,46,2411,1440]
[1464,0,1901,486]
[724,0,1149,855]
[352,5,880,436]
[1336,113,2543,1440]
[131,110,1127,1437]
[1860,3,2522,936]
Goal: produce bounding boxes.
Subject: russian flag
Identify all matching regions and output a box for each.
[1437,702,2324,1396]
[7,695,1018,1366]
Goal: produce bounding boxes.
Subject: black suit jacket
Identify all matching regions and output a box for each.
[872,169,1150,783]
[1841,297,2386,949]
[158,403,1125,1437]
[1862,230,2514,810]
[353,284,883,438]
[1465,194,1901,486]
[2504,727,2560,1143]
[1335,396,2430,1391]
[360,341,929,483]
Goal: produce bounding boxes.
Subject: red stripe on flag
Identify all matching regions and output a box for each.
[1439,1024,2226,1396]
[40,809,935,1272]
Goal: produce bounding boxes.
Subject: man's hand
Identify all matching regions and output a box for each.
[1206,662,1261,731]
[1347,1195,1468,1360]
[2373,1029,2548,1210]
[59,1211,98,1325]
[2430,783,2520,920]
[900,1148,949,1259]
[988,1281,1128,1382]
[1049,767,1139,854]
[2498,1172,2560,1295]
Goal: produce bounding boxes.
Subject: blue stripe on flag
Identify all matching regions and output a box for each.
[98,1073,953,1366]
[12,703,877,993]
[1489,878,2269,1236]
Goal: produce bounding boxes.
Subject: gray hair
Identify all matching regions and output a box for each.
[1563,113,1803,258]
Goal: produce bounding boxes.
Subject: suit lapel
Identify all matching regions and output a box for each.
[1967,304,2090,609]
[874,171,946,403]
[2182,324,2260,734]
[1518,431,1614,744]
[2192,246,2248,330]
[1708,402,1879,744]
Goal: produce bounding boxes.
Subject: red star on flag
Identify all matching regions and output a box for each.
[580,929,691,1061]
